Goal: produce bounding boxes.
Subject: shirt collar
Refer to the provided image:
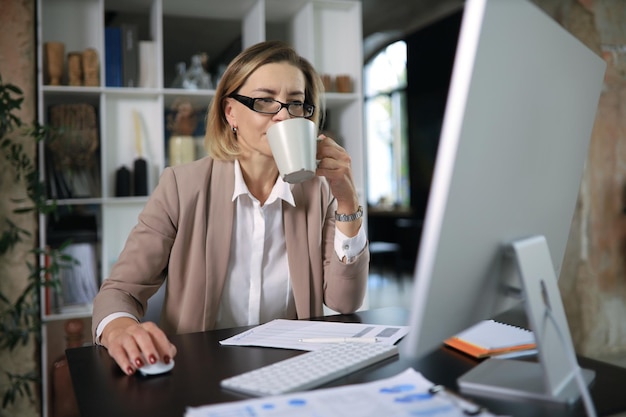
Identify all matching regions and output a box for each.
[232,160,296,207]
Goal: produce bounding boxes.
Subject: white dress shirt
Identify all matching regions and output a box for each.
[96,160,366,340]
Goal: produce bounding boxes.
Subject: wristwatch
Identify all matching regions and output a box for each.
[335,205,363,222]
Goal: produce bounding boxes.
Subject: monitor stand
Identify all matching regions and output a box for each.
[457,235,595,404]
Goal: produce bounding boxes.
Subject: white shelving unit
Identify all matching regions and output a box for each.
[37,0,364,415]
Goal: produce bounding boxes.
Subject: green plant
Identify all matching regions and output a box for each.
[0,75,73,409]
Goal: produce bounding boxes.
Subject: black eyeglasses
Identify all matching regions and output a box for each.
[229,94,315,118]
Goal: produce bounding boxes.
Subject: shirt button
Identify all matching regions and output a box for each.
[343,244,350,251]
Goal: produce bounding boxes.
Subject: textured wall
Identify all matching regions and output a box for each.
[534,0,626,357]
[0,0,39,416]
[579,0,626,355]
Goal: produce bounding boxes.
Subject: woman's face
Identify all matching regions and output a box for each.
[224,62,307,160]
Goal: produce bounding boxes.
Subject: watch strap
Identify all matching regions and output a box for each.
[335,205,363,222]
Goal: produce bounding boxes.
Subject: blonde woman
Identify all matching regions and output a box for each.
[92,40,369,375]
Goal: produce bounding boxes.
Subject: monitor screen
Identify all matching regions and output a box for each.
[402,0,606,360]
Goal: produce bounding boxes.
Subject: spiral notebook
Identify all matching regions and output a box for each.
[444,319,536,358]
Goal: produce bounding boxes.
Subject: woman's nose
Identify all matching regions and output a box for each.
[272,106,291,122]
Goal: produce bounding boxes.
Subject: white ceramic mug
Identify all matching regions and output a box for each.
[267,118,317,184]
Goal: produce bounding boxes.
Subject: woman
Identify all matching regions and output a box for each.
[92,40,369,376]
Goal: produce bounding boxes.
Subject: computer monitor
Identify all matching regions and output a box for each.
[401,0,606,405]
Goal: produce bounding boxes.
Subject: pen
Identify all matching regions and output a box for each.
[299,337,379,344]
[429,385,484,416]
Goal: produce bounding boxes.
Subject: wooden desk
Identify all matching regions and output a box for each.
[66,308,626,417]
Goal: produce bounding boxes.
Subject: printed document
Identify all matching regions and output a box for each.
[219,319,409,351]
[185,368,506,417]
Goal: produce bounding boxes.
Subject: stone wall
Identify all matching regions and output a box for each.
[534,0,626,357]
[0,0,39,416]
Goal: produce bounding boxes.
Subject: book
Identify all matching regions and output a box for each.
[105,26,122,87]
[57,242,99,312]
[121,24,139,87]
[444,319,536,359]
[138,40,157,88]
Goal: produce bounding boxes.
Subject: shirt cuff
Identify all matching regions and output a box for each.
[334,225,367,263]
[95,312,138,345]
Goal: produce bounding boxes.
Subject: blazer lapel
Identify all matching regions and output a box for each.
[203,160,235,329]
[284,184,312,318]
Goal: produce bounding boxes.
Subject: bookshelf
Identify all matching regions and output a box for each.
[36,0,364,415]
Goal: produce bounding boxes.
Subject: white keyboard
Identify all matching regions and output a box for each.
[220,342,399,397]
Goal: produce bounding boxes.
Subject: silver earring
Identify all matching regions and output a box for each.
[232,126,237,133]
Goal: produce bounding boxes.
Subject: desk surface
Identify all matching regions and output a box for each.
[67,307,626,417]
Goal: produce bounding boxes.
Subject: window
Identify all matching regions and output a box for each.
[364,40,409,209]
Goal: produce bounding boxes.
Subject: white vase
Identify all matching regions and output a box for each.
[169,135,196,166]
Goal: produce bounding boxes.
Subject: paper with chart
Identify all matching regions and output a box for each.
[185,368,505,417]
[219,319,409,351]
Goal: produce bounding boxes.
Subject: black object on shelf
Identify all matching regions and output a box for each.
[115,165,131,197]
[133,158,148,196]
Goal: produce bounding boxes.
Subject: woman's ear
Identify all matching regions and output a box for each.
[223,97,236,127]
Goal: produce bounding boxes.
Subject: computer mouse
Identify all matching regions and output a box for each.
[137,359,174,376]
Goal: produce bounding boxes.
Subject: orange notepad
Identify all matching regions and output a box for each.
[444,319,536,359]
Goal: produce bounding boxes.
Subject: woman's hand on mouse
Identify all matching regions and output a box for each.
[101,317,177,376]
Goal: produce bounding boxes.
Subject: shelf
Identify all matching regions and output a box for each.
[103,88,162,99]
[163,88,216,108]
[42,85,103,94]
[325,92,361,106]
[46,196,151,206]
[47,197,103,206]
[43,306,94,323]
[162,0,258,19]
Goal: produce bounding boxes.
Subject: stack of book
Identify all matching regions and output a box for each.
[105,24,139,87]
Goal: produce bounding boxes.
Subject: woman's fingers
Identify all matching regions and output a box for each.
[316,135,351,166]
[141,321,177,363]
[108,337,140,375]
[104,319,176,375]
[316,135,358,203]
[316,135,353,179]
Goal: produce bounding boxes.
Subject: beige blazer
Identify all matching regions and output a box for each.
[92,157,369,339]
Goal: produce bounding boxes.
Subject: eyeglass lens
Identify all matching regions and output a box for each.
[253,98,312,117]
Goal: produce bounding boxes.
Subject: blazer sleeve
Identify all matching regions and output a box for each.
[91,167,181,339]
[321,199,370,314]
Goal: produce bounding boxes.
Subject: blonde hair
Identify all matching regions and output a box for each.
[205,40,324,161]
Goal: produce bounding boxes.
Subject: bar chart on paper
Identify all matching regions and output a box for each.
[187,368,498,417]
